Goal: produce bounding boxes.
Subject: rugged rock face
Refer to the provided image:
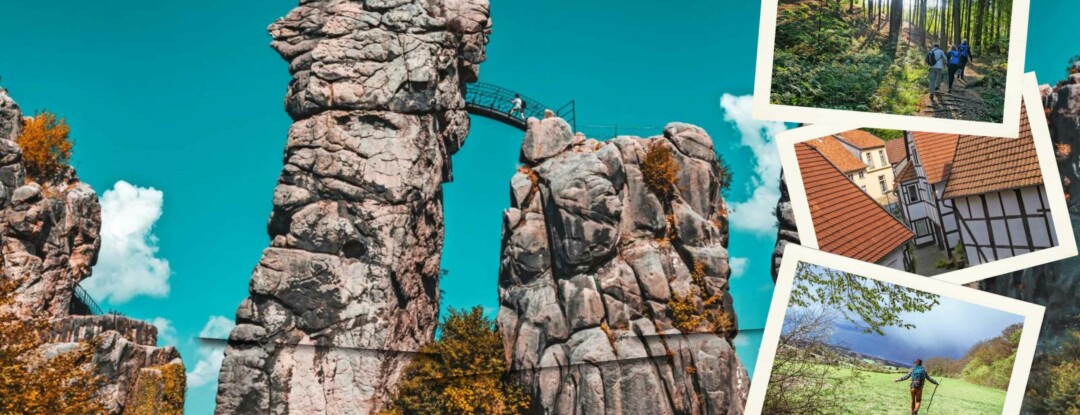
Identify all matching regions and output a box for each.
[978,70,1080,344]
[0,87,184,414]
[498,113,749,414]
[771,172,800,281]
[214,1,490,413]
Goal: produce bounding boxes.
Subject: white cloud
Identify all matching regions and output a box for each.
[733,333,751,348]
[149,317,178,347]
[730,257,749,279]
[84,181,170,304]
[720,94,788,236]
[187,315,236,389]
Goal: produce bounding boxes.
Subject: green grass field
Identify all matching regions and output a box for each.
[827,367,1006,415]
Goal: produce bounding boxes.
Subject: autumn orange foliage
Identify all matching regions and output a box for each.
[0,282,105,415]
[16,111,73,183]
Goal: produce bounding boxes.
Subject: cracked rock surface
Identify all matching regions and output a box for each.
[771,172,800,281]
[0,87,184,414]
[214,0,489,413]
[979,71,1080,345]
[498,114,749,414]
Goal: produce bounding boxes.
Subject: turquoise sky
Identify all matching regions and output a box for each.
[0,1,1077,414]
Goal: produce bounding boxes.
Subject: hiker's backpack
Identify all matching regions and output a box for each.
[911,366,929,386]
[925,49,939,66]
[521,99,527,110]
[959,44,970,57]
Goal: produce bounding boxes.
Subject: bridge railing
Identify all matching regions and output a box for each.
[71,283,104,316]
[464,82,576,131]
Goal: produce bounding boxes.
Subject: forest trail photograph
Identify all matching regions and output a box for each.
[769,0,1014,123]
[763,262,1025,415]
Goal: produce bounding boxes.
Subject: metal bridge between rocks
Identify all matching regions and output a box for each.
[465,82,576,131]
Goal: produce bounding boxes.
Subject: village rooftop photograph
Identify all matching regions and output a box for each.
[746,245,1044,415]
[775,75,1076,284]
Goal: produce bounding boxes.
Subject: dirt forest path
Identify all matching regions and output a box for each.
[919,61,994,120]
[901,22,997,121]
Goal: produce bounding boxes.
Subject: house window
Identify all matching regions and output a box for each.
[879,150,887,166]
[866,153,875,168]
[878,175,887,193]
[861,185,867,192]
[905,184,920,203]
[913,219,931,237]
[847,174,853,181]
[859,171,865,179]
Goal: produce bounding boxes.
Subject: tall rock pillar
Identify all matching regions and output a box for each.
[214,1,489,414]
[497,115,749,414]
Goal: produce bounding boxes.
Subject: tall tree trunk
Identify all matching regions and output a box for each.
[996,0,1005,53]
[963,0,973,41]
[975,0,987,51]
[952,0,962,46]
[920,0,928,47]
[888,0,904,54]
[939,0,947,46]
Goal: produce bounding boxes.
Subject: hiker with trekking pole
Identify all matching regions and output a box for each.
[895,359,940,415]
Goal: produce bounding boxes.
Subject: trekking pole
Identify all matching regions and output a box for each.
[924,383,939,414]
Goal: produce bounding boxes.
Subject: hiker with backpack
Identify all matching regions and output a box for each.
[509,94,526,121]
[958,40,974,80]
[925,44,948,99]
[947,46,962,93]
[895,359,940,415]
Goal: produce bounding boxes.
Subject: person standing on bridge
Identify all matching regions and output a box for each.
[895,359,940,415]
[509,94,526,122]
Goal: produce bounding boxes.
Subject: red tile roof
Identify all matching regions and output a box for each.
[896,161,916,183]
[805,136,867,173]
[885,138,907,165]
[797,143,914,263]
[835,130,886,149]
[910,132,960,184]
[942,109,1042,199]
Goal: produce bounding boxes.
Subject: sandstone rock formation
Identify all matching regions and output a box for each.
[214,1,490,413]
[978,69,1080,344]
[772,172,800,281]
[0,87,185,414]
[498,113,749,414]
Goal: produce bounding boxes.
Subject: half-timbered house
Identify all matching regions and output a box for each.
[895,132,961,254]
[940,117,1058,265]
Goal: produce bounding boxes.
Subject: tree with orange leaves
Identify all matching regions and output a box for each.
[16,111,73,183]
[0,282,105,415]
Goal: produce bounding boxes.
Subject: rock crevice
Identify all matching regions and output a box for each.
[0,87,184,414]
[498,113,749,414]
[214,1,490,414]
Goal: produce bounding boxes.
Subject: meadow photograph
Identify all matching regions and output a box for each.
[746,245,1043,415]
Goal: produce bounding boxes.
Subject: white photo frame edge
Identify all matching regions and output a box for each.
[743,244,1045,415]
[752,0,1030,138]
[775,72,1077,285]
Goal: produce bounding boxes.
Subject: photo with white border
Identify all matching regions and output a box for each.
[753,0,1030,137]
[775,72,1075,285]
[745,244,1044,415]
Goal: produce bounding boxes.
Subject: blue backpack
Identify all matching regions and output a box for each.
[912,366,928,379]
[959,44,971,57]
